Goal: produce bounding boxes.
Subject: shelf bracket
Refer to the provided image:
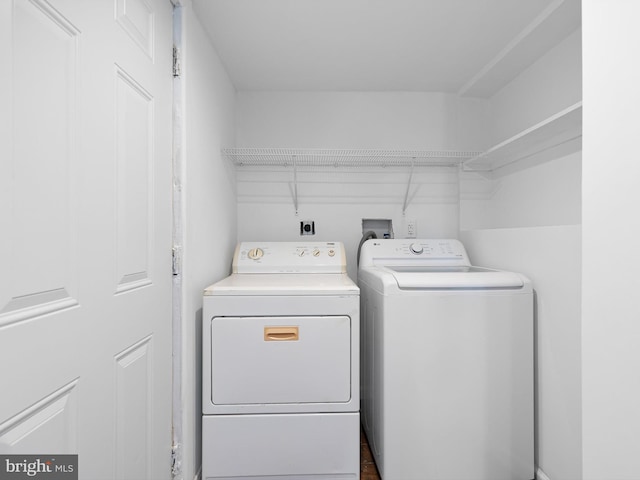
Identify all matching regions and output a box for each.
[292,155,299,215]
[402,158,415,215]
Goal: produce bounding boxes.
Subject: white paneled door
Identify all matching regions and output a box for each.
[0,0,174,478]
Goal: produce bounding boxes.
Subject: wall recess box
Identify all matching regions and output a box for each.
[362,219,393,239]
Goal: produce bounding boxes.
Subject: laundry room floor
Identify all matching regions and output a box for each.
[361,428,381,480]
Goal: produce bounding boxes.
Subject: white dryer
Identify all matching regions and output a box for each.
[202,242,360,480]
[358,239,534,480]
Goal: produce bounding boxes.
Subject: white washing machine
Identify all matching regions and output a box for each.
[358,239,534,480]
[202,242,360,480]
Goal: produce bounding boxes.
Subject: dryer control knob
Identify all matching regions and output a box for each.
[409,243,424,255]
[248,248,264,260]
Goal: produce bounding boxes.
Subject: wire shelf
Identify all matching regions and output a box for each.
[223,148,479,214]
[223,148,482,168]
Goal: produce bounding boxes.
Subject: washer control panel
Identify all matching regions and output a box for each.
[233,242,346,274]
[359,239,471,267]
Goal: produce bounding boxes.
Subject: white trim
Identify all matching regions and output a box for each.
[171,3,185,480]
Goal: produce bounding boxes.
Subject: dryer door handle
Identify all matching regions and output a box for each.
[264,326,299,341]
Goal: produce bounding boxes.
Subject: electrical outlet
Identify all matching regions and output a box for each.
[300,220,315,235]
[406,219,417,238]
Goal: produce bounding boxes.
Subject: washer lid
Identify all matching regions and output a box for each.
[383,266,525,289]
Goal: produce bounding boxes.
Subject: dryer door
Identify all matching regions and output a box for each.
[210,315,352,406]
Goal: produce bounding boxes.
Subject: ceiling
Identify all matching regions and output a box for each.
[192,0,581,97]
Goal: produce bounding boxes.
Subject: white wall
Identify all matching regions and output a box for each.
[461,151,582,230]
[181,2,237,479]
[236,92,488,277]
[582,2,640,479]
[237,164,461,279]
[460,27,582,480]
[238,195,459,280]
[489,28,582,144]
[237,92,489,150]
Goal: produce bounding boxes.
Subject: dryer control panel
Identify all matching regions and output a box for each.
[359,239,471,267]
[233,242,347,274]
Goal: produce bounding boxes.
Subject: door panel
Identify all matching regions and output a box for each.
[1,0,80,327]
[115,0,154,58]
[0,1,173,478]
[115,65,154,293]
[115,336,153,480]
[0,379,79,454]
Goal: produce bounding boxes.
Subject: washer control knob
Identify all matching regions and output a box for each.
[248,248,264,260]
[409,243,423,255]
